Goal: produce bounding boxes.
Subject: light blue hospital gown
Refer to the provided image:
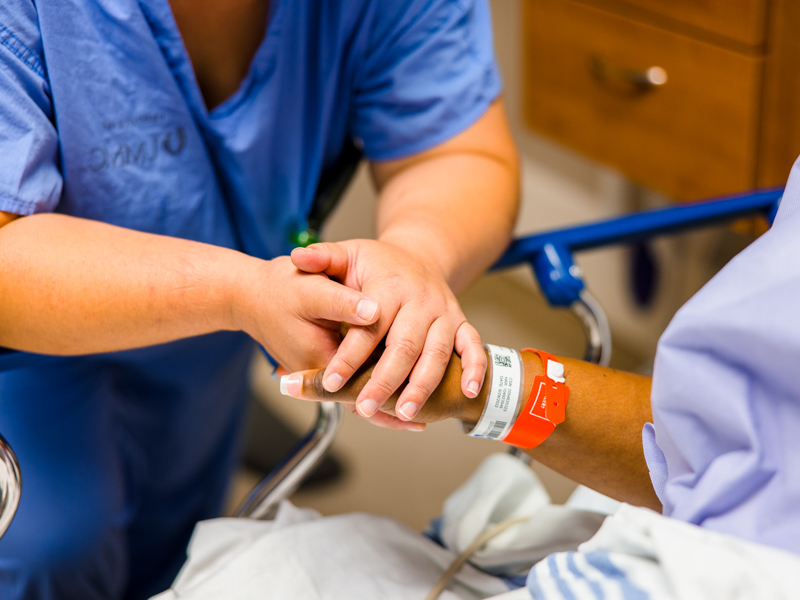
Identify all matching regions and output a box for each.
[526,161,800,598]
[646,160,800,552]
[0,1,501,598]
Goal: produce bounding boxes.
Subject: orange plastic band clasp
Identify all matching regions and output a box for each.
[503,349,569,449]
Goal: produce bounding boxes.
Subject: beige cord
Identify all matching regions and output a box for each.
[424,515,531,600]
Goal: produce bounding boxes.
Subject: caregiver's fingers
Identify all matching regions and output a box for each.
[454,321,486,398]
[353,307,430,419]
[393,317,454,421]
[291,242,352,280]
[319,303,397,395]
[303,276,381,326]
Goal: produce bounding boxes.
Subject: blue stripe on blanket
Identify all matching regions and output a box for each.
[584,552,649,600]
[548,554,579,600]
[526,558,547,598]
[566,552,603,600]
[527,552,651,600]
[527,554,583,600]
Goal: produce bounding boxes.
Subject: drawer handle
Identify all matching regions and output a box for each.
[589,55,668,95]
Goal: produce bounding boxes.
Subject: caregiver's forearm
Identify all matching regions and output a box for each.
[0,212,247,354]
[372,99,519,293]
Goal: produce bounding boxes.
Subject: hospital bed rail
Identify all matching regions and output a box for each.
[492,187,783,367]
[0,187,784,536]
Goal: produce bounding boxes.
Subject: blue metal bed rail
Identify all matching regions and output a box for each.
[493,187,782,307]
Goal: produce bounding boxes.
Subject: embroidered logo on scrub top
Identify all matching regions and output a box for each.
[88,113,187,171]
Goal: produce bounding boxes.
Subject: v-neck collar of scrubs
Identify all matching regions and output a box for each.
[138,0,285,126]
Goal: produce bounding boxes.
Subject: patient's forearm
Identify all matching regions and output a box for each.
[521,355,658,510]
[286,349,660,510]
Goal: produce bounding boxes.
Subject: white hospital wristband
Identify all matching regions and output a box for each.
[464,344,524,441]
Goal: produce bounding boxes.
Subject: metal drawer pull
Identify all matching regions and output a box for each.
[589,55,668,94]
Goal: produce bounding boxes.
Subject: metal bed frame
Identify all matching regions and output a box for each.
[0,187,783,537]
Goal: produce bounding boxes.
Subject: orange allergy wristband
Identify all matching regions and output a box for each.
[503,349,570,449]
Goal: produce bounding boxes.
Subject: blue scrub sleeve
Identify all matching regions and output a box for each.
[352,0,502,161]
[0,1,62,215]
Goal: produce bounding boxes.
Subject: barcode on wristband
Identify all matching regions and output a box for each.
[493,355,512,368]
[486,420,508,439]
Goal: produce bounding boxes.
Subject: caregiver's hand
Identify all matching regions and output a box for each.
[291,240,486,428]
[232,255,382,373]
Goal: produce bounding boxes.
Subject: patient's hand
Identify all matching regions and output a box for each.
[284,343,663,511]
[280,349,486,431]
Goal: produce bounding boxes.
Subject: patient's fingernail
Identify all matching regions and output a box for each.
[280,375,302,397]
[466,381,480,398]
[356,298,379,321]
[409,424,425,432]
[324,373,343,393]
[357,399,378,418]
[398,403,419,420]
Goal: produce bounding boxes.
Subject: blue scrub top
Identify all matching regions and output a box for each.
[0,0,501,259]
[0,1,501,596]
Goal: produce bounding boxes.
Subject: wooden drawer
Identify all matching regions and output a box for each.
[576,0,769,47]
[523,0,763,200]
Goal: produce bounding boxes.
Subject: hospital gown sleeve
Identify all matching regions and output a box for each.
[351,0,502,161]
[0,0,62,215]
[647,158,800,554]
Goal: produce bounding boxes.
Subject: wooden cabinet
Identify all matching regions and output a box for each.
[594,0,769,47]
[523,0,800,200]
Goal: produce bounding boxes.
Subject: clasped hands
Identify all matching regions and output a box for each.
[246,238,486,431]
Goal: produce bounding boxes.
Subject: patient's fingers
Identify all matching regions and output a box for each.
[279,367,371,404]
[279,369,325,400]
[454,322,486,398]
[354,407,426,432]
[279,369,425,431]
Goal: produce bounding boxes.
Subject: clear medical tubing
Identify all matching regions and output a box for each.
[236,401,344,520]
[0,432,21,539]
